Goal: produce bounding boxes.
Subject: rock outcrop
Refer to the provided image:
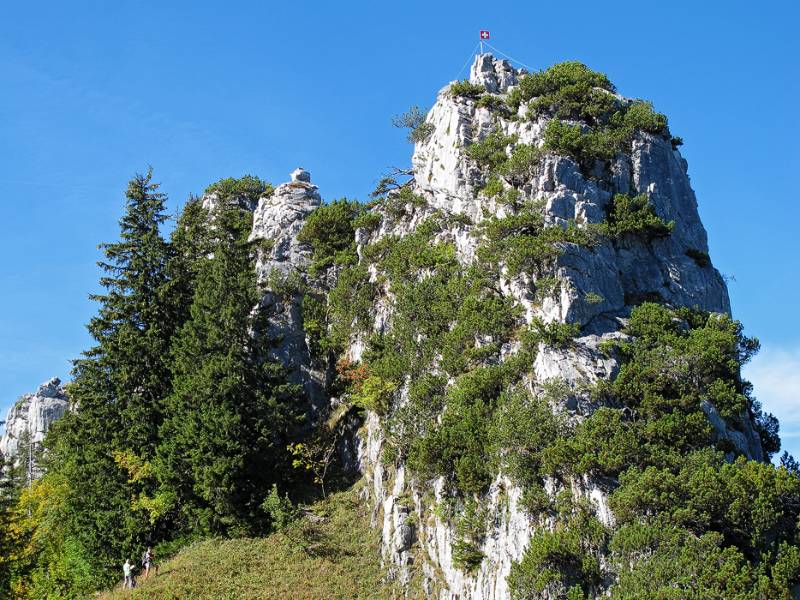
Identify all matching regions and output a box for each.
[0,378,69,478]
[336,54,762,599]
[246,169,327,410]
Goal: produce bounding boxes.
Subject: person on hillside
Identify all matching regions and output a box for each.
[142,547,154,579]
[123,559,133,589]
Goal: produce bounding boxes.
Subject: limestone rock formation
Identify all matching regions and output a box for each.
[247,169,326,409]
[0,378,69,478]
[336,54,763,599]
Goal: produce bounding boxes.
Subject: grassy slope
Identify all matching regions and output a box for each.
[99,483,405,600]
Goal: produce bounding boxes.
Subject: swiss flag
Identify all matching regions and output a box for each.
[480,30,490,40]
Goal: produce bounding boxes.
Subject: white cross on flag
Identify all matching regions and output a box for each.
[480,30,490,40]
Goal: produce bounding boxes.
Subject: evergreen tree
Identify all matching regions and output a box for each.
[40,169,174,586]
[0,456,21,597]
[156,201,300,537]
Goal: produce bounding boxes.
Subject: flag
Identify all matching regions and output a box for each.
[480,30,490,40]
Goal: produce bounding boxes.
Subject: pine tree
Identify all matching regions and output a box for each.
[41,169,174,586]
[156,202,300,537]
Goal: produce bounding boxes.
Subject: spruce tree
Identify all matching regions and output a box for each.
[156,201,300,537]
[42,168,174,585]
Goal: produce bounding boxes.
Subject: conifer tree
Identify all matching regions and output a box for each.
[156,201,300,537]
[42,169,174,585]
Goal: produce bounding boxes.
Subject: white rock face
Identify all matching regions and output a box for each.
[0,378,69,477]
[348,54,760,599]
[248,170,326,409]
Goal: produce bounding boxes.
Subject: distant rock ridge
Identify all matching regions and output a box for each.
[0,377,69,478]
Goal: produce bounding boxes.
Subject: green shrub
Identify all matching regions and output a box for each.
[480,202,599,278]
[449,80,486,99]
[353,210,382,232]
[476,94,509,113]
[508,61,615,112]
[481,177,505,198]
[542,408,639,477]
[540,99,668,170]
[498,144,543,185]
[584,292,604,305]
[543,119,620,165]
[508,507,606,599]
[612,100,667,135]
[466,131,518,171]
[452,498,487,572]
[391,105,434,143]
[604,193,674,240]
[407,367,504,495]
[350,375,397,415]
[491,388,566,486]
[205,175,271,202]
[609,524,800,599]
[686,247,711,267]
[297,198,362,275]
[528,317,581,349]
[261,484,300,531]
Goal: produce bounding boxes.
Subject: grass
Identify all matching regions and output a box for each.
[99,483,406,600]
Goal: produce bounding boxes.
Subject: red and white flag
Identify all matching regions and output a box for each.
[480,30,490,40]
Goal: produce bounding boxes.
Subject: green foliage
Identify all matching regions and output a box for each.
[30,168,176,589]
[156,203,302,537]
[520,63,670,171]
[449,80,486,99]
[528,317,581,349]
[498,144,543,185]
[686,247,711,267]
[491,388,566,488]
[261,486,299,532]
[204,175,271,203]
[509,502,606,599]
[480,201,600,278]
[475,94,509,113]
[297,198,362,275]
[391,105,434,144]
[612,303,767,436]
[609,524,800,599]
[350,376,397,415]
[467,133,543,188]
[610,451,800,559]
[452,498,487,572]
[466,131,518,172]
[407,367,504,495]
[542,408,639,477]
[481,176,504,198]
[543,119,619,164]
[604,193,674,240]
[380,187,428,220]
[584,292,604,305]
[508,61,615,113]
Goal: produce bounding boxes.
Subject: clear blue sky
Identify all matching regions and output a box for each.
[1,1,798,455]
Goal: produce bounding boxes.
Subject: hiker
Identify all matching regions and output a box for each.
[123,559,133,589]
[142,547,154,579]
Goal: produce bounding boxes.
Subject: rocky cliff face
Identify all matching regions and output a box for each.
[323,54,764,599]
[0,378,69,478]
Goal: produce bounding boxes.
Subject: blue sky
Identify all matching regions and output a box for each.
[1,1,798,455]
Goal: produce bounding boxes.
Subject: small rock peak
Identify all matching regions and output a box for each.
[290,167,311,183]
[469,53,518,93]
[36,377,62,398]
